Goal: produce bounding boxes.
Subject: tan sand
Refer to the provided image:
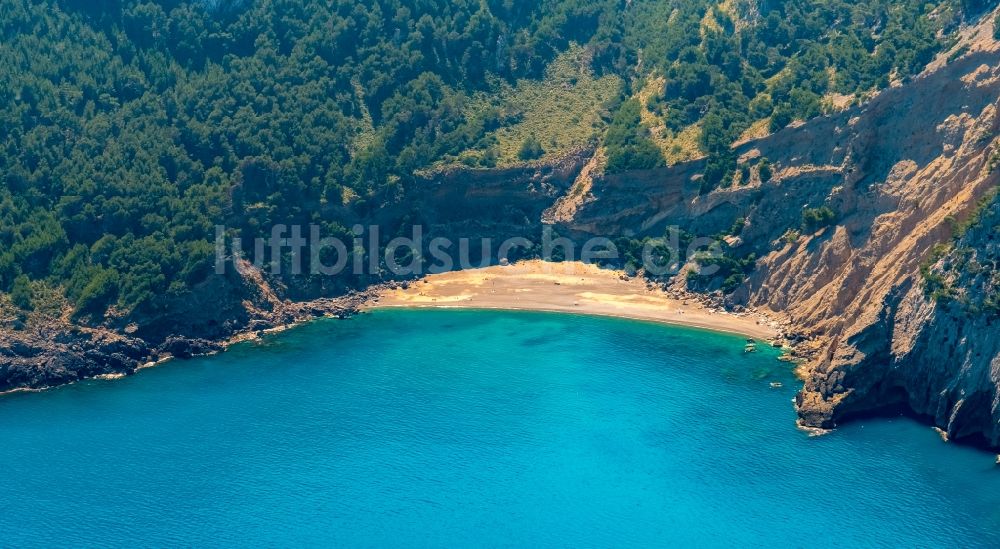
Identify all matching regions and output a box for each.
[368,260,778,339]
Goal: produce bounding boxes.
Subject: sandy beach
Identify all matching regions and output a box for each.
[369,260,779,339]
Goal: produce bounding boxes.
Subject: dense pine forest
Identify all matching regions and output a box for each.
[0,0,990,322]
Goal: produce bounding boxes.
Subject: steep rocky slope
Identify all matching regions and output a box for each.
[824,193,1000,446]
[558,16,1000,446]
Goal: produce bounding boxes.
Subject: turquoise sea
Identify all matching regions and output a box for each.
[1,309,999,547]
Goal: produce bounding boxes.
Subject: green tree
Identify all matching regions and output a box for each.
[11,275,32,310]
[604,99,665,173]
[759,158,773,183]
[802,206,837,231]
[518,135,545,161]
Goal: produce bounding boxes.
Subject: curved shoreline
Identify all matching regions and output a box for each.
[373,302,773,340]
[367,260,782,341]
[0,261,782,398]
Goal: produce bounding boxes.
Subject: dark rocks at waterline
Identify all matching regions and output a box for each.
[0,331,150,393]
[157,337,223,359]
[0,288,379,394]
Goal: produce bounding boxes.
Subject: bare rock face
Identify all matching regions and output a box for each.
[400,148,590,231]
[557,21,1000,446]
[807,194,1000,445]
[773,40,1000,443]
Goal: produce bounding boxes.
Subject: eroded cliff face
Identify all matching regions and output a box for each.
[558,18,1000,445]
[819,196,1000,445]
[392,149,589,238]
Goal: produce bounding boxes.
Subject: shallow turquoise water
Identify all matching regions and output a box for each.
[1,309,999,547]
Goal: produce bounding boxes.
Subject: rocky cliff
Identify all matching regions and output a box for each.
[557,16,1000,446]
[816,193,1000,446]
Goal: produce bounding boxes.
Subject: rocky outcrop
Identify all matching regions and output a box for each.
[0,326,149,393]
[802,193,1000,446]
[0,261,383,393]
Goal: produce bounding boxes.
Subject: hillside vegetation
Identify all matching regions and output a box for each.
[0,0,989,322]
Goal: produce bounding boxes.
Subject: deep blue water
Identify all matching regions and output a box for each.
[1,309,999,547]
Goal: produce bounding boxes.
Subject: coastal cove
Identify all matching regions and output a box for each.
[1,309,999,546]
[4,3,1000,546]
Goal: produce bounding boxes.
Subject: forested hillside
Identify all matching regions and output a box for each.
[0,0,989,324]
